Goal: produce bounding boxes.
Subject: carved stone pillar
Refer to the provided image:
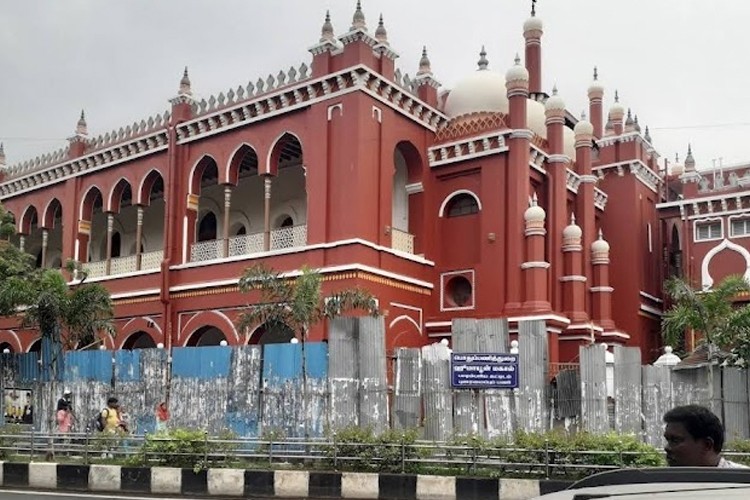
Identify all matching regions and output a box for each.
[263,176,272,252]
[105,213,114,275]
[135,205,144,270]
[223,185,232,258]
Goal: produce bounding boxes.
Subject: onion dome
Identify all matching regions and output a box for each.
[505,54,529,89]
[351,0,366,31]
[654,346,682,367]
[671,153,684,176]
[179,66,192,95]
[76,110,88,136]
[609,90,625,121]
[633,114,641,132]
[624,108,635,131]
[591,229,610,254]
[588,66,604,98]
[563,213,582,242]
[574,111,594,138]
[320,10,335,42]
[417,46,431,75]
[374,14,387,44]
[545,84,565,113]
[523,3,543,36]
[443,47,509,118]
[524,193,546,223]
[684,144,696,171]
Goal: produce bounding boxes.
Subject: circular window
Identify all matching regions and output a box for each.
[445,276,473,308]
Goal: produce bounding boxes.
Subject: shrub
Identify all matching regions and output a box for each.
[324,426,425,473]
[725,439,750,466]
[0,424,23,459]
[130,428,238,471]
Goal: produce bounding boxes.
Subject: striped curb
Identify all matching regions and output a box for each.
[0,462,572,499]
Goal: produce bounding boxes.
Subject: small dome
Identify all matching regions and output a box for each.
[563,219,582,240]
[670,162,685,176]
[610,90,625,119]
[505,56,529,85]
[592,236,610,254]
[574,116,594,137]
[444,70,508,118]
[524,204,546,223]
[588,67,603,96]
[523,15,543,34]
[545,86,565,112]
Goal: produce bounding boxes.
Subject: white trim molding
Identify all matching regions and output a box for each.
[438,190,482,217]
[440,269,475,312]
[701,238,750,289]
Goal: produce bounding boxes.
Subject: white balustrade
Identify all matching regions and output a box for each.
[84,260,107,279]
[270,225,307,250]
[228,233,264,257]
[110,255,138,275]
[140,249,163,271]
[391,228,415,254]
[190,239,223,262]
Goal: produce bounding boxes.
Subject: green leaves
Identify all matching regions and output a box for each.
[663,275,750,365]
[237,264,379,339]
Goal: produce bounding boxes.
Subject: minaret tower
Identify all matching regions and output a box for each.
[588,67,604,138]
[591,231,615,331]
[523,194,551,312]
[68,110,88,158]
[523,1,544,98]
[610,91,625,135]
[414,46,440,107]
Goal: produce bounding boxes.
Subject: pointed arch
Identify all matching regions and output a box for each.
[137,169,165,206]
[701,238,750,289]
[19,205,39,234]
[225,143,260,185]
[108,178,133,213]
[180,310,238,346]
[394,140,424,183]
[267,132,303,176]
[189,155,219,195]
[42,198,63,229]
[80,185,104,221]
[438,190,482,217]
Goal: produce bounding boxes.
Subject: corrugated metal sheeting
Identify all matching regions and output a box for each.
[614,346,642,435]
[641,365,672,447]
[421,342,452,441]
[580,344,608,433]
[722,368,749,441]
[452,319,485,436]
[393,348,421,429]
[517,320,548,434]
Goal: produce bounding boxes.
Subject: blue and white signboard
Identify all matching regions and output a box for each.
[450,353,519,389]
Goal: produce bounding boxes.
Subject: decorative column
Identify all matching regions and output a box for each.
[135,205,144,270]
[588,67,604,138]
[545,87,567,310]
[504,55,531,313]
[574,113,596,307]
[591,231,615,330]
[223,185,232,258]
[18,234,26,253]
[523,6,543,96]
[41,229,49,268]
[522,194,550,312]
[105,213,114,275]
[562,215,588,323]
[263,176,272,251]
[76,220,91,263]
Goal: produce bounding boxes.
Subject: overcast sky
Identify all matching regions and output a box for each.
[1,0,749,171]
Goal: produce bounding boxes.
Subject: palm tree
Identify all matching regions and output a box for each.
[663,275,750,364]
[237,264,379,437]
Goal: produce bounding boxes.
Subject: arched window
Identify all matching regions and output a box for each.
[235,226,247,236]
[198,212,217,242]
[445,275,473,308]
[446,194,479,217]
[279,216,294,228]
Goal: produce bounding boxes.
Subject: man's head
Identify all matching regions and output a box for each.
[107,397,119,409]
[663,405,724,466]
[63,389,71,400]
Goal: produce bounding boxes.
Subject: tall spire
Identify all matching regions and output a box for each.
[351,0,366,31]
[593,66,598,81]
[320,10,335,42]
[374,14,388,43]
[477,46,489,70]
[417,46,431,75]
[685,143,696,170]
[644,125,652,143]
[76,110,88,136]
[179,66,192,96]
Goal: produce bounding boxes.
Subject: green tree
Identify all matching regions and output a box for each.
[237,264,379,435]
[663,274,750,366]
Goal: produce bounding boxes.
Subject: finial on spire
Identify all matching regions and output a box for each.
[598,228,604,240]
[352,0,366,31]
[675,153,680,163]
[633,114,641,132]
[478,46,489,70]
[580,110,588,121]
[552,83,558,95]
[531,0,537,16]
[528,192,538,206]
[179,66,192,95]
[644,125,652,142]
[593,66,599,81]
[321,10,335,41]
[76,110,88,136]
[374,13,388,43]
[417,46,431,75]
[514,52,521,65]
[687,143,693,155]
[614,89,620,103]
[570,213,577,225]
[0,143,5,166]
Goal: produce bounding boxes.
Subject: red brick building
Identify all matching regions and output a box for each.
[0,5,666,362]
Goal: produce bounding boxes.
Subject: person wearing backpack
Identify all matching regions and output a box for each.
[100,397,122,433]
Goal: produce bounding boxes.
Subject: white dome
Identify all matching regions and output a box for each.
[523,16,543,34]
[574,119,594,137]
[563,127,576,158]
[563,222,582,240]
[527,100,576,158]
[505,62,529,84]
[670,162,685,176]
[524,204,546,223]
[592,237,610,253]
[444,70,508,118]
[545,92,565,113]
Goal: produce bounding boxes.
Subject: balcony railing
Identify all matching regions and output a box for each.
[83,249,164,279]
[110,255,137,275]
[190,224,308,262]
[391,228,415,254]
[141,249,163,271]
[84,260,107,279]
